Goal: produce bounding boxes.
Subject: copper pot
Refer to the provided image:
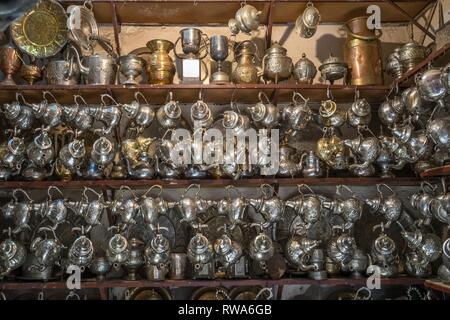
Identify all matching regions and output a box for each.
[342,16,383,85]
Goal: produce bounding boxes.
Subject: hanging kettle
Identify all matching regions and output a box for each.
[365,184,402,228]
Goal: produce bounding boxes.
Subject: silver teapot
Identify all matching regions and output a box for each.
[58,136,85,174]
[30,227,63,271]
[369,223,399,277]
[427,116,450,149]
[26,128,54,168]
[191,95,213,128]
[213,225,243,269]
[428,179,450,225]
[323,185,363,231]
[319,99,346,128]
[343,132,379,177]
[2,99,35,132]
[378,96,404,127]
[175,184,213,226]
[438,238,450,283]
[106,232,130,267]
[0,134,26,179]
[228,4,262,34]
[318,53,348,84]
[0,228,26,278]
[144,227,171,269]
[222,109,251,137]
[89,94,122,134]
[402,86,433,116]
[398,39,430,73]
[277,143,302,177]
[326,231,356,267]
[140,185,169,229]
[216,185,249,230]
[62,95,95,133]
[156,92,181,129]
[74,187,106,232]
[248,224,274,269]
[347,95,372,127]
[262,42,293,83]
[285,184,322,231]
[282,92,312,135]
[248,92,280,128]
[400,229,442,263]
[365,184,402,228]
[285,231,320,272]
[68,226,94,270]
[404,250,431,278]
[91,136,115,167]
[36,186,68,229]
[73,48,118,85]
[410,182,435,226]
[416,67,447,108]
[1,189,33,234]
[293,53,317,84]
[124,238,144,280]
[109,186,140,232]
[29,91,63,129]
[249,184,284,227]
[187,227,213,269]
[123,92,155,133]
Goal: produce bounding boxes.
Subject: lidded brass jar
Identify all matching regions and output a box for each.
[146,39,176,84]
[342,16,383,85]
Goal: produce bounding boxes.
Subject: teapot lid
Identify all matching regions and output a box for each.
[302,3,321,28]
[93,137,113,154]
[374,234,396,255]
[190,233,209,254]
[0,239,17,260]
[214,235,233,255]
[151,234,170,253]
[254,233,272,252]
[443,238,450,258]
[8,137,25,154]
[320,53,347,67]
[68,139,86,158]
[296,53,315,67]
[266,42,287,55]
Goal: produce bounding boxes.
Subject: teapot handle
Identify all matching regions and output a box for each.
[74,94,88,106]
[134,91,150,105]
[83,186,103,202]
[12,188,33,203]
[199,33,210,60]
[142,184,163,198]
[260,183,278,198]
[225,185,243,198]
[47,185,64,201]
[376,183,395,198]
[182,184,201,197]
[118,185,138,200]
[258,91,271,105]
[101,93,120,106]
[297,183,315,196]
[336,184,354,198]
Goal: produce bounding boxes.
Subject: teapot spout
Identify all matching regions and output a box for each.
[365,197,381,213]
[248,198,261,209]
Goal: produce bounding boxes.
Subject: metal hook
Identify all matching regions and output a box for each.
[83,187,102,201]
[165,91,174,103]
[258,91,271,104]
[376,183,395,197]
[74,94,88,106]
[336,185,354,198]
[43,91,58,104]
[134,91,149,105]
[182,184,201,197]
[101,93,119,106]
[16,92,29,105]
[297,184,315,195]
[118,185,138,200]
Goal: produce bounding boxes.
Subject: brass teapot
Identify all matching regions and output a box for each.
[232,40,261,84]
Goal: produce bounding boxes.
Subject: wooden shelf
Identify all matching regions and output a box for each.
[1,84,391,104]
[57,0,433,25]
[0,277,425,290]
[420,165,450,178]
[424,279,450,294]
[0,177,424,190]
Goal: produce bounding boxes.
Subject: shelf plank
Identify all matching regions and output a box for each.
[0,177,424,190]
[0,84,391,103]
[420,165,450,178]
[424,280,450,294]
[0,277,425,290]
[57,0,432,25]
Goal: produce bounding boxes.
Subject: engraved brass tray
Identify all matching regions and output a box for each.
[11,0,67,59]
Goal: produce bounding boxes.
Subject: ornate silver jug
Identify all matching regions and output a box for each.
[248,92,280,128]
[365,184,402,228]
[248,184,284,227]
[0,228,26,278]
[248,224,274,269]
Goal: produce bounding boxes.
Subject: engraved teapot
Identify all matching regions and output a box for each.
[187,225,214,269]
[365,184,402,228]
[402,86,433,116]
[26,127,54,167]
[378,96,404,127]
[74,187,106,232]
[62,95,95,133]
[316,128,348,170]
[0,133,26,178]
[91,136,115,167]
[213,225,243,269]
[123,92,155,133]
[347,93,372,127]
[106,230,130,267]
[285,230,321,272]
[144,226,171,269]
[191,94,213,128]
[410,181,435,226]
[319,99,346,128]
[140,185,169,229]
[247,92,280,128]
[89,94,122,134]
[400,228,442,263]
[262,42,293,83]
[232,40,261,84]
[369,223,399,277]
[30,227,63,271]
[228,4,262,34]
[175,184,213,226]
[293,53,317,84]
[323,185,363,231]
[89,257,111,281]
[416,67,447,108]
[109,186,140,232]
[121,136,157,179]
[0,228,26,278]
[282,92,312,135]
[248,184,284,227]
[68,226,94,270]
[248,223,274,269]
[73,46,118,85]
[28,91,63,129]
[285,184,322,231]
[2,93,35,131]
[58,134,85,174]
[36,186,68,229]
[427,116,450,149]
[343,130,379,177]
[216,185,249,230]
[156,92,181,129]
[301,151,323,177]
[1,189,33,234]
[326,230,356,267]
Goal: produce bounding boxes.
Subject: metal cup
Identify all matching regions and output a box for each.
[0,45,22,85]
[180,28,203,56]
[169,253,187,279]
[210,35,230,84]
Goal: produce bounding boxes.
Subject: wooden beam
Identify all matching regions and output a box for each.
[384,0,436,41]
[110,0,122,56]
[265,0,276,49]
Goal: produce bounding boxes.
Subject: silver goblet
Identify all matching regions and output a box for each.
[210,35,230,84]
[119,54,146,85]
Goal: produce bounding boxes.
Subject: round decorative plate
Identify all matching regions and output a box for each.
[11,0,68,59]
